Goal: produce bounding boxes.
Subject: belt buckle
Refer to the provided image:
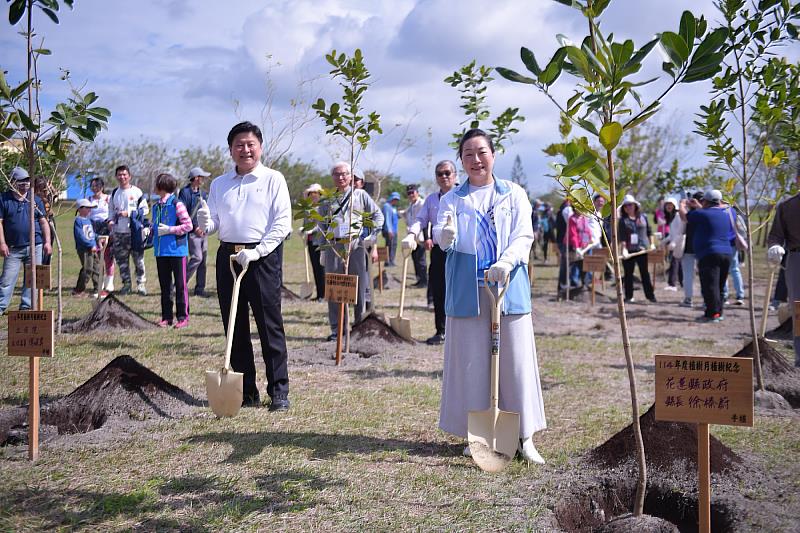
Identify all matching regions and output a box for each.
[233,245,245,253]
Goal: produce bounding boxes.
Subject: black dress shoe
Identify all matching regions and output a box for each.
[242,395,262,408]
[426,333,445,345]
[268,395,290,412]
[326,333,338,342]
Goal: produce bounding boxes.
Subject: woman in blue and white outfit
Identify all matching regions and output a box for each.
[434,129,546,463]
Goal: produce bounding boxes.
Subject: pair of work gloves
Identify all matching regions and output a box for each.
[399,220,512,283]
[195,199,261,268]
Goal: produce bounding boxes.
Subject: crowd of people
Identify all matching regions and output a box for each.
[1,122,797,463]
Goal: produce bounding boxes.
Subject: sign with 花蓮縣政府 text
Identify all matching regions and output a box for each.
[24,265,51,290]
[377,247,389,262]
[325,273,358,304]
[7,310,54,357]
[655,355,753,427]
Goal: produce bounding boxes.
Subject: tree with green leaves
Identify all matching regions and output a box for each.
[2,0,109,331]
[693,0,799,391]
[498,0,727,516]
[510,154,528,192]
[445,60,525,153]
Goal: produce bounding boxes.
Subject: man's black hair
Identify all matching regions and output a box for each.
[227,121,263,147]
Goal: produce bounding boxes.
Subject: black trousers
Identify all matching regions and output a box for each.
[156,256,188,322]
[429,245,446,335]
[698,253,731,317]
[412,244,427,284]
[307,240,325,299]
[216,243,288,401]
[622,253,655,300]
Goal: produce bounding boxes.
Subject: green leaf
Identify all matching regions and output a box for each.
[17,109,38,132]
[565,46,592,79]
[599,122,623,150]
[40,6,59,24]
[495,67,536,85]
[32,48,52,55]
[682,52,725,82]
[679,11,696,53]
[520,47,541,76]
[660,31,689,65]
[561,152,597,177]
[9,0,25,25]
[538,47,567,86]
[693,28,728,60]
[577,118,599,136]
[622,38,659,72]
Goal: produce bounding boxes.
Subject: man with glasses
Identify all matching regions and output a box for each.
[402,160,457,345]
[405,184,427,288]
[0,167,51,314]
[320,162,384,342]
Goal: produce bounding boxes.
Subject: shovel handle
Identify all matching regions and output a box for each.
[483,272,508,412]
[224,255,249,371]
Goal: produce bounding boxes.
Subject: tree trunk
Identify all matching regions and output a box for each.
[607,149,647,516]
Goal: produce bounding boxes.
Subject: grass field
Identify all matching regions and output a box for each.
[0,210,798,532]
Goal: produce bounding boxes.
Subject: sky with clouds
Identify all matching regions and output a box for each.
[1,0,794,195]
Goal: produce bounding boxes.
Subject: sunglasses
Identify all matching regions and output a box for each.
[436,171,452,177]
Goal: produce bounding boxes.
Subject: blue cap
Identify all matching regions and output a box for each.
[388,192,401,202]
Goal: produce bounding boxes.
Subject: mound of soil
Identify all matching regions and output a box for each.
[588,404,741,474]
[347,314,414,357]
[0,355,197,445]
[62,294,156,333]
[766,318,792,341]
[733,337,800,408]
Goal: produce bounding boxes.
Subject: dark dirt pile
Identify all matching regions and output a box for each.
[734,337,800,408]
[349,314,414,357]
[587,404,741,474]
[766,318,792,341]
[0,355,198,446]
[62,294,156,333]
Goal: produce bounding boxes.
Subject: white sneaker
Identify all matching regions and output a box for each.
[462,445,472,457]
[136,283,147,296]
[663,285,678,292]
[103,275,114,292]
[518,438,545,464]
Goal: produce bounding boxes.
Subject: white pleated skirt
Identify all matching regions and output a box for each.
[438,289,547,439]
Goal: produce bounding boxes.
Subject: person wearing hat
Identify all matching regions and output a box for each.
[382,191,400,267]
[618,194,657,303]
[319,161,384,341]
[302,183,326,301]
[73,198,101,297]
[404,184,427,288]
[686,189,735,322]
[353,173,365,190]
[0,167,52,314]
[767,169,800,365]
[178,166,211,297]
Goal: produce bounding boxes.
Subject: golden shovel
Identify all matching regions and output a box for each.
[390,247,413,341]
[468,273,520,472]
[205,255,248,418]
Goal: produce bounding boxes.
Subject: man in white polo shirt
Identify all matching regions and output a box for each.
[197,121,292,410]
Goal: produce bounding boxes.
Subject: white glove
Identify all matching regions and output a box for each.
[487,260,513,283]
[142,227,151,239]
[575,248,585,259]
[196,198,212,233]
[236,248,261,267]
[401,233,417,251]
[157,223,170,237]
[767,245,785,266]
[438,216,456,249]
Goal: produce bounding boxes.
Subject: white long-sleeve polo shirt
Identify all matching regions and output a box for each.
[207,162,291,257]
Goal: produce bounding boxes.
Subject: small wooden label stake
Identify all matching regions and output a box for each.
[325,273,359,365]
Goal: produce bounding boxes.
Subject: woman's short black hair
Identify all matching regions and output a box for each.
[227,121,263,147]
[90,177,105,188]
[155,173,178,194]
[457,128,495,159]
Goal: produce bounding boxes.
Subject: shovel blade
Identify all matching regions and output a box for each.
[468,408,520,472]
[389,316,413,341]
[205,369,244,418]
[299,282,314,300]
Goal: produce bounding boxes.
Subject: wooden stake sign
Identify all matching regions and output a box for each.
[647,248,666,289]
[8,310,55,358]
[325,273,358,304]
[655,354,753,533]
[794,301,800,337]
[583,250,608,306]
[24,264,51,290]
[377,247,388,293]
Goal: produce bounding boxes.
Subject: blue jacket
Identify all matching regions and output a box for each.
[152,195,189,257]
[687,207,735,260]
[0,192,46,247]
[177,185,208,230]
[433,178,533,317]
[73,216,97,252]
[382,202,398,233]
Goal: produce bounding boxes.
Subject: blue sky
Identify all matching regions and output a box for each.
[2,0,792,195]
